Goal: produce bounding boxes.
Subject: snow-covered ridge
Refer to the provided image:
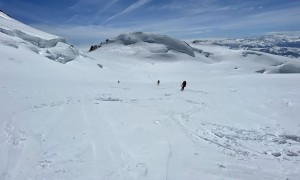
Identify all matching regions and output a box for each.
[192,33,300,59]
[87,32,300,74]
[0,10,13,20]
[0,27,66,48]
[0,10,79,63]
[0,10,59,40]
[89,32,211,58]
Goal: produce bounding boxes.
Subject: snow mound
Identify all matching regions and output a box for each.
[40,42,79,64]
[89,32,211,58]
[0,10,79,63]
[260,62,300,74]
[241,51,300,74]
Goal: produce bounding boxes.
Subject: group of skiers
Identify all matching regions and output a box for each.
[157,80,187,91]
[117,80,187,91]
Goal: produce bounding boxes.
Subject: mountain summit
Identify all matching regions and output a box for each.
[89,32,211,58]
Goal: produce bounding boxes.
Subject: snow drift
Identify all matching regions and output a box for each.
[0,11,79,63]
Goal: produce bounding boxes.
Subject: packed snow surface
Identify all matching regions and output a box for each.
[1,37,300,180]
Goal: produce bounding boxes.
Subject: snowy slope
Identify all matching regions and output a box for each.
[189,43,300,74]
[0,11,79,63]
[1,25,300,180]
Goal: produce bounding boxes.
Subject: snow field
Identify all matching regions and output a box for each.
[1,42,300,179]
[1,14,300,179]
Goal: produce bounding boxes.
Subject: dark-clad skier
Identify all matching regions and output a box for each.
[181,81,187,91]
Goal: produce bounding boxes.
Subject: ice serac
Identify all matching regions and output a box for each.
[0,10,79,63]
[90,32,196,57]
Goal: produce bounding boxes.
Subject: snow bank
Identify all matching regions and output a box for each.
[263,62,300,74]
[241,51,300,74]
[41,42,79,63]
[238,51,300,74]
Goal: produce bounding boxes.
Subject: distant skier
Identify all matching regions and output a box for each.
[157,80,160,85]
[181,81,187,91]
[118,81,120,84]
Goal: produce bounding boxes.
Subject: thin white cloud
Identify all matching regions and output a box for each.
[102,0,152,24]
[29,0,300,46]
[32,24,134,46]
[218,6,300,29]
[67,0,106,10]
[100,0,120,13]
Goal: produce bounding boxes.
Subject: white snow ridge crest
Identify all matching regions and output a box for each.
[89,32,213,58]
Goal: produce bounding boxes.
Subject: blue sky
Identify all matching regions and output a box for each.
[1,0,300,46]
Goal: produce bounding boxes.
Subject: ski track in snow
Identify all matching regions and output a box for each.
[166,99,300,162]
[1,82,300,179]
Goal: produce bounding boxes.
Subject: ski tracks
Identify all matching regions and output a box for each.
[81,102,128,179]
[166,104,300,163]
[81,100,152,180]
